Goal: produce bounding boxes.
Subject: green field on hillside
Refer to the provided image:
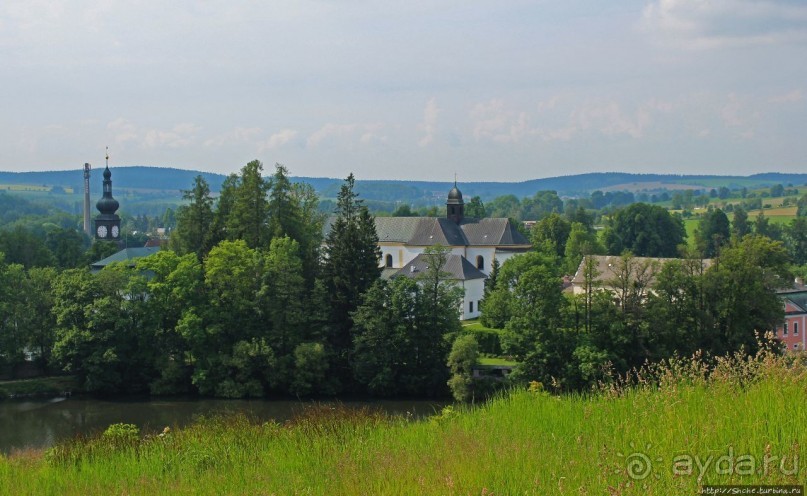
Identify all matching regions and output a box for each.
[2,351,803,495]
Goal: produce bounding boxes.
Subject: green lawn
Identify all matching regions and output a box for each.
[2,352,803,494]
[461,319,497,332]
[477,357,518,367]
[0,376,78,399]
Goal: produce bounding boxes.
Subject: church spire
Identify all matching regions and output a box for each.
[94,147,121,241]
[446,178,464,224]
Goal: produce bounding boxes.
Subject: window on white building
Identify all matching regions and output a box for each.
[476,255,484,270]
[385,254,393,268]
[469,301,474,313]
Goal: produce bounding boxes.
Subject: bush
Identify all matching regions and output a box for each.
[462,327,502,355]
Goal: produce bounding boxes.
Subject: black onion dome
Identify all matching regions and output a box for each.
[447,184,464,204]
[96,195,119,215]
[96,166,119,215]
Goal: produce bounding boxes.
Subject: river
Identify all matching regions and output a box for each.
[0,395,446,454]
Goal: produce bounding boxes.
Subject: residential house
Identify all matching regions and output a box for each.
[775,283,807,352]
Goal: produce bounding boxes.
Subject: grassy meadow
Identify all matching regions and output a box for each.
[1,350,804,495]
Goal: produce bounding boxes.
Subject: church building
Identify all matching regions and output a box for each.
[377,183,531,319]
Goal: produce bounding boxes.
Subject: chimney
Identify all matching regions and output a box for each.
[83,163,91,236]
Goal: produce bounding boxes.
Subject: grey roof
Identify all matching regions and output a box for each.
[90,247,161,270]
[570,255,713,287]
[783,292,807,314]
[408,218,468,246]
[395,253,487,281]
[459,217,529,245]
[373,216,529,247]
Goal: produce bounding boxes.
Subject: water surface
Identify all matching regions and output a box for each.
[0,395,445,454]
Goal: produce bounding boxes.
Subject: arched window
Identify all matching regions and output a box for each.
[476,255,484,270]
[385,254,393,268]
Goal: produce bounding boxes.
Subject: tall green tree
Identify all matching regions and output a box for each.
[603,203,685,257]
[171,175,215,259]
[210,173,238,247]
[531,213,571,258]
[321,173,382,385]
[228,160,271,249]
[465,196,486,218]
[702,235,790,354]
[783,218,807,265]
[695,208,730,258]
[564,221,604,275]
[732,206,750,241]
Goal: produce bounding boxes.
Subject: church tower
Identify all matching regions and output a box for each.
[446,180,464,224]
[94,150,121,241]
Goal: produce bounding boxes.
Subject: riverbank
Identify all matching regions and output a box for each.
[1,351,804,495]
[0,376,78,400]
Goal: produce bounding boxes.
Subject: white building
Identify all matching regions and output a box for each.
[376,183,531,320]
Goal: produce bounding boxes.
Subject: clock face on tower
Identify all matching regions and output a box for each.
[97,225,108,238]
[111,225,120,238]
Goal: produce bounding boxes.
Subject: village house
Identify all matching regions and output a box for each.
[569,254,713,297]
[774,282,807,352]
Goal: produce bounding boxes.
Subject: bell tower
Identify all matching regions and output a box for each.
[94,148,121,241]
[446,178,464,224]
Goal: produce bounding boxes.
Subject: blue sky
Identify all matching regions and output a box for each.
[1,0,805,181]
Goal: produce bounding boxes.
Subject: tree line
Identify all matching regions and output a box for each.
[1,163,803,400]
[0,162,462,398]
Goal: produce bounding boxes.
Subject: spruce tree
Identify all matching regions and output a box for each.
[171,175,214,259]
[321,173,381,384]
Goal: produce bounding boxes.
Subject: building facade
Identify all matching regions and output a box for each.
[775,286,807,352]
[375,183,531,320]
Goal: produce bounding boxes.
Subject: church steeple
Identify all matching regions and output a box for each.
[94,147,121,241]
[446,177,464,224]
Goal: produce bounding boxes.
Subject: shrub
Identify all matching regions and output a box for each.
[462,327,502,355]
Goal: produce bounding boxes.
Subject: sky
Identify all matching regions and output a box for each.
[1,0,805,182]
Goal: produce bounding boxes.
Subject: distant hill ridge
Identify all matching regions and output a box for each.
[1,167,806,201]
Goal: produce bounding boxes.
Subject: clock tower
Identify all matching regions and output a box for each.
[94,150,121,241]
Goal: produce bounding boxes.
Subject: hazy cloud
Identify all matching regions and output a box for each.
[770,89,804,104]
[260,129,299,151]
[107,118,139,145]
[418,98,439,146]
[143,123,201,149]
[204,127,264,148]
[641,0,807,49]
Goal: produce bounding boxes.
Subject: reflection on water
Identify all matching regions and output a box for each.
[0,396,446,454]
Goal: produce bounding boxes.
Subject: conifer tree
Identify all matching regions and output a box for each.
[321,173,381,384]
[171,175,214,259]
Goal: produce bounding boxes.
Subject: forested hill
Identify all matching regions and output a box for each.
[2,167,807,201]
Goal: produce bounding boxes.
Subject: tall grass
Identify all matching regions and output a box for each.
[1,349,805,495]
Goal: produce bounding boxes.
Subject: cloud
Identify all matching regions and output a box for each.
[143,123,200,148]
[770,89,804,104]
[307,123,358,148]
[306,122,385,148]
[204,127,263,147]
[417,97,439,146]
[470,98,672,143]
[470,99,532,143]
[107,118,139,144]
[259,129,299,151]
[641,0,807,49]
